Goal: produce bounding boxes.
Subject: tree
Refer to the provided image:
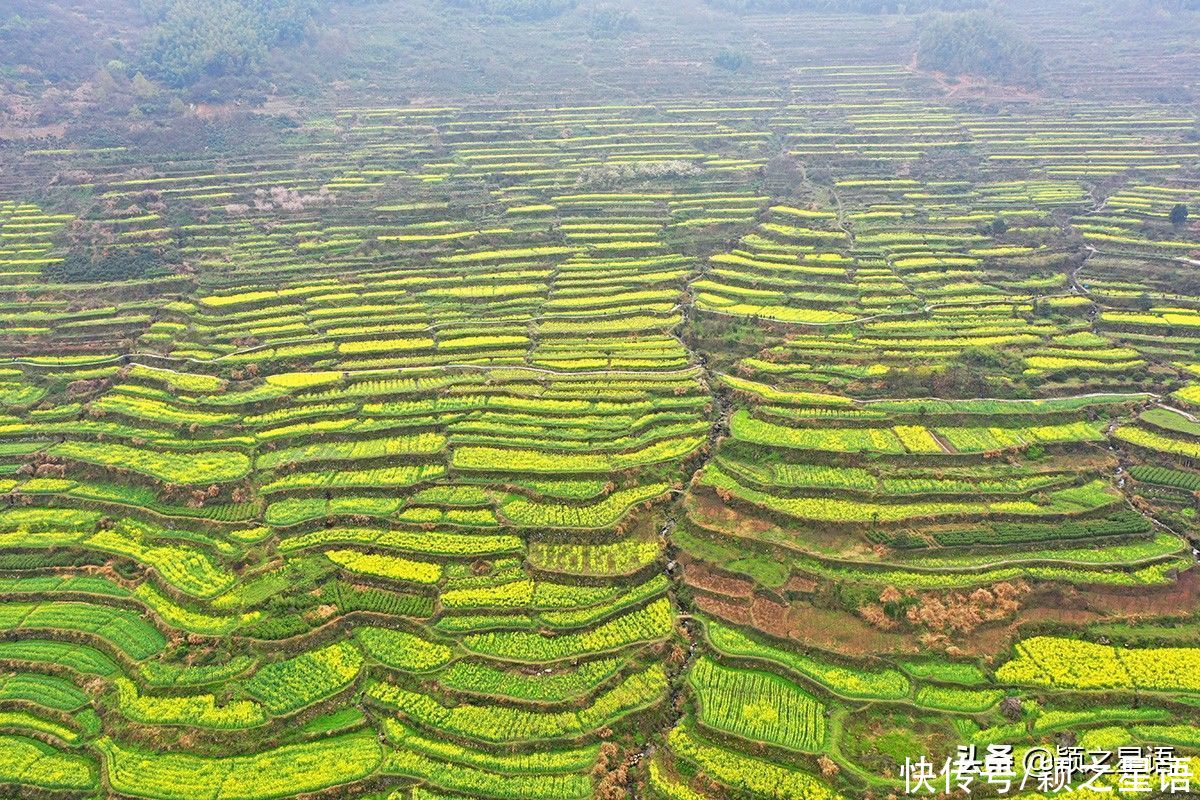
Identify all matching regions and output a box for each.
[817,755,840,778]
[139,0,323,88]
[445,0,579,20]
[1000,696,1023,721]
[916,11,1044,85]
[1170,203,1190,226]
[131,72,159,99]
[714,48,749,72]
[588,7,639,37]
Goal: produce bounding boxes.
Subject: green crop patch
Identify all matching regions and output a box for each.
[689,656,827,751]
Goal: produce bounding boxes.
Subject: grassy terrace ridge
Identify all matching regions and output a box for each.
[0,1,1199,798]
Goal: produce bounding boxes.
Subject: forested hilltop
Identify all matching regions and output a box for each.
[0,1,1199,799]
[2,0,1198,141]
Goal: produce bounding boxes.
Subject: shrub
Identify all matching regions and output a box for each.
[714,48,750,72]
[45,245,178,283]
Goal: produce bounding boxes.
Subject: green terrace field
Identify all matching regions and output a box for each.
[0,39,1198,800]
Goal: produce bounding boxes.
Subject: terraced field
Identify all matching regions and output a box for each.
[0,20,1199,800]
